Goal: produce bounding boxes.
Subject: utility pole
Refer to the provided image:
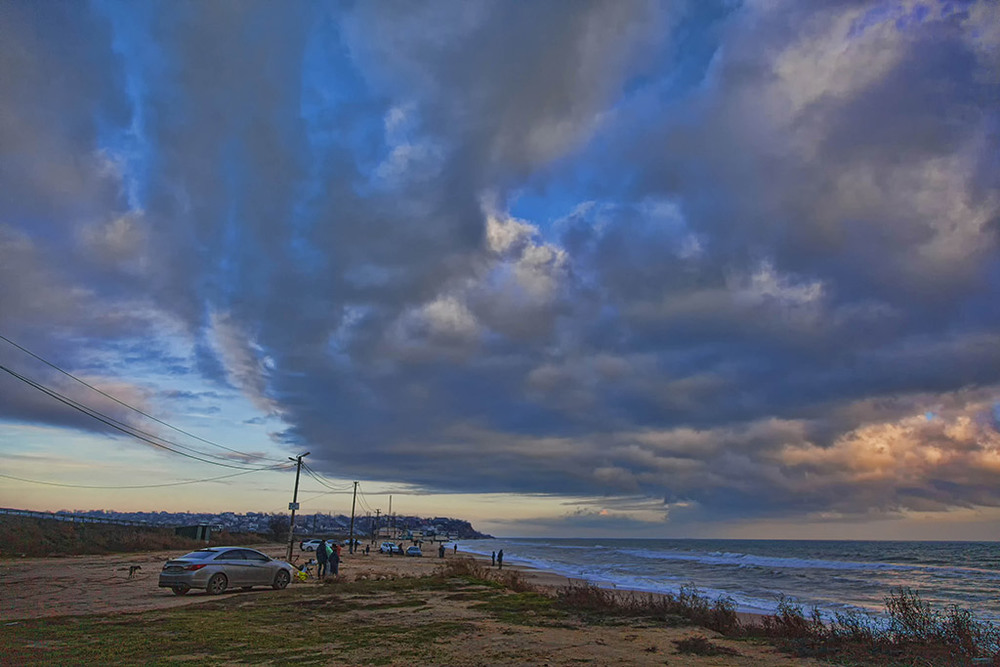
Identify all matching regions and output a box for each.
[348,481,358,554]
[388,495,393,538]
[374,509,381,543]
[285,452,310,562]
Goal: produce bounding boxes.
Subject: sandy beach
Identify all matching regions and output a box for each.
[1,542,824,666]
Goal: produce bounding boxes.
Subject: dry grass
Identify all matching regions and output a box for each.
[748,589,1000,666]
[0,516,261,558]
[435,555,536,592]
[437,559,1000,666]
[554,583,740,634]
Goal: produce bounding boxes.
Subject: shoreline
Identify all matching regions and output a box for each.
[4,545,829,666]
[455,549,771,625]
[0,542,763,624]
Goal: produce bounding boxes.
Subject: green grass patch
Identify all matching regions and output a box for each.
[471,590,568,626]
[0,577,476,666]
[1,598,470,666]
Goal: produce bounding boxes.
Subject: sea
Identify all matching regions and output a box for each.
[460,538,1000,621]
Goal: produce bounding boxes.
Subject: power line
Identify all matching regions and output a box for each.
[2,360,258,466]
[0,364,276,471]
[0,333,283,463]
[299,491,333,504]
[299,488,355,495]
[0,465,292,490]
[298,489,355,504]
[356,483,377,514]
[0,363,274,470]
[300,463,354,491]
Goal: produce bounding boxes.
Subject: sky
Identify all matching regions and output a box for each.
[0,0,998,540]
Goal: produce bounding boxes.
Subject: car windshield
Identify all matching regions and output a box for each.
[178,551,218,560]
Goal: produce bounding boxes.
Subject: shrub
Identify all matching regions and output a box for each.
[434,556,536,593]
[746,588,1000,666]
[551,583,739,635]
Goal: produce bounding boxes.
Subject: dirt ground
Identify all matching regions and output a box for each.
[0,542,428,620]
[1,543,824,666]
[1,542,550,621]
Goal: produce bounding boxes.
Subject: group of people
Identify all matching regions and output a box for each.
[435,543,460,558]
[305,539,507,579]
[314,539,341,578]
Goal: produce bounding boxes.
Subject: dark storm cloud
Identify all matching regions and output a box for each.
[487,508,670,538]
[1,0,998,525]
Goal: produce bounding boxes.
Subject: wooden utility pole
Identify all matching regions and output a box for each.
[285,452,310,562]
[348,481,358,553]
[374,509,381,542]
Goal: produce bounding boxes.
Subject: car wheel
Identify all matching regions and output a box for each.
[272,569,290,590]
[207,573,228,595]
[171,584,190,596]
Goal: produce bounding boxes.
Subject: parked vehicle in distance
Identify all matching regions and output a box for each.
[379,541,402,554]
[300,539,324,552]
[158,547,293,596]
[405,546,422,557]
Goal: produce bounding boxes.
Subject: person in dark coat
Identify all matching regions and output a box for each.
[316,540,329,578]
[491,551,496,567]
[497,549,504,570]
[438,544,445,559]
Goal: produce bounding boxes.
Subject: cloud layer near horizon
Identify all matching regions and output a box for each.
[1,0,998,529]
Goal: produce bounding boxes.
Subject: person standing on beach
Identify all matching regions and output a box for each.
[438,544,445,558]
[491,551,496,567]
[497,549,504,570]
[453,544,458,554]
[316,540,328,578]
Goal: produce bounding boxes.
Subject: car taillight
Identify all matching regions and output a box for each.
[184,564,208,571]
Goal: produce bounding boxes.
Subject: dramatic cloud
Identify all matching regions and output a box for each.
[1,0,997,531]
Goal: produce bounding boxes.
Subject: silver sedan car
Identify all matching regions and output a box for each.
[158,547,293,596]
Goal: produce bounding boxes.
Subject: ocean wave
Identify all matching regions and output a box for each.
[616,548,1000,581]
[487,554,780,614]
[461,539,1000,620]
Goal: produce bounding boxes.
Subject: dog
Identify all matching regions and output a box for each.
[116,565,142,579]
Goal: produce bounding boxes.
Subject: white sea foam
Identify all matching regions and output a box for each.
[615,547,1000,581]
[460,538,1000,620]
